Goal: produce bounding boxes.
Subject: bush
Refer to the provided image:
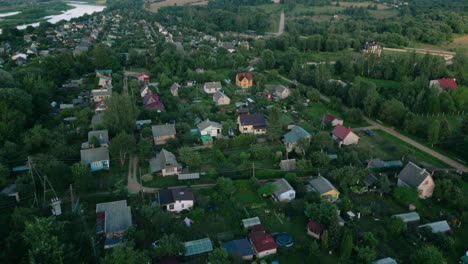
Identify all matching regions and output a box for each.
[141,174,153,182]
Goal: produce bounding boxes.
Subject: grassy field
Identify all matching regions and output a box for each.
[0,1,70,27]
[414,34,468,54]
[147,0,208,13]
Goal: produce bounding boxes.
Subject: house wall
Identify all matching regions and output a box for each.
[236,78,253,89]
[342,133,359,145]
[239,124,266,135]
[307,228,321,240]
[331,119,344,126]
[215,96,230,106]
[153,134,176,145]
[278,190,296,202]
[256,248,277,258]
[201,127,221,137]
[90,160,110,171]
[167,200,194,213]
[161,165,179,176]
[203,86,221,94]
[417,176,435,199]
[93,94,111,102]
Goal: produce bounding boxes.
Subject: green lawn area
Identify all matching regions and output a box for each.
[369,9,399,19]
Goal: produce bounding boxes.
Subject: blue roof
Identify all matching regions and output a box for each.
[184,238,213,256]
[12,165,30,172]
[221,238,254,257]
[282,126,311,144]
[328,154,338,160]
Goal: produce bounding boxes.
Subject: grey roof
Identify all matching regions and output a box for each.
[152,124,176,137]
[418,220,451,233]
[309,176,338,195]
[96,200,132,233]
[372,258,398,264]
[392,212,420,223]
[364,173,378,187]
[265,84,288,94]
[149,149,181,173]
[184,238,213,256]
[92,89,112,97]
[282,125,311,145]
[91,113,104,126]
[397,162,431,187]
[280,159,296,171]
[159,188,194,205]
[213,90,228,101]
[197,119,222,131]
[273,178,295,197]
[204,81,222,89]
[239,113,266,127]
[81,147,109,164]
[88,130,109,145]
[242,217,261,228]
[170,83,180,92]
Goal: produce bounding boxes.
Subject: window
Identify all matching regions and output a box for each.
[289,193,294,198]
[243,127,248,131]
[181,204,184,208]
[169,204,174,210]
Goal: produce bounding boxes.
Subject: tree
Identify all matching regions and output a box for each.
[216,177,236,199]
[208,248,230,264]
[249,176,260,191]
[0,163,9,186]
[188,208,205,222]
[309,241,320,258]
[328,216,341,250]
[310,151,331,167]
[311,131,333,152]
[379,99,407,126]
[137,138,153,160]
[305,202,338,226]
[393,186,418,205]
[386,218,406,237]
[340,229,353,259]
[427,119,440,147]
[110,132,136,166]
[178,146,201,169]
[104,244,149,264]
[438,118,451,143]
[156,234,184,257]
[363,86,379,116]
[258,183,277,197]
[285,173,298,187]
[355,246,376,264]
[321,230,329,251]
[23,217,65,264]
[266,107,283,142]
[71,163,93,190]
[377,174,391,195]
[0,69,14,87]
[412,245,447,264]
[102,94,138,133]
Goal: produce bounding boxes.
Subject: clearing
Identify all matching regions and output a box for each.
[147,0,208,13]
[330,1,389,10]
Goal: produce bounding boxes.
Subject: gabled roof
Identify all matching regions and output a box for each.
[372,258,398,264]
[393,212,420,223]
[307,221,325,234]
[309,176,338,195]
[418,220,451,233]
[265,84,288,94]
[282,125,311,145]
[435,78,457,90]
[397,162,431,187]
[184,238,213,256]
[249,233,277,253]
[152,124,176,137]
[213,90,229,101]
[170,82,180,92]
[332,124,352,141]
[221,238,254,257]
[197,119,222,131]
[159,188,194,205]
[322,113,337,123]
[239,113,266,127]
[95,200,131,233]
[242,217,261,228]
[143,92,164,110]
[81,147,109,163]
[88,130,109,145]
[236,72,253,81]
[272,178,295,197]
[92,89,112,97]
[149,149,181,173]
[204,81,222,89]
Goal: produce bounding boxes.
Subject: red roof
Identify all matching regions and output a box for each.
[250,224,265,233]
[236,72,253,81]
[322,113,336,123]
[143,92,165,110]
[437,78,457,90]
[307,221,325,234]
[249,233,277,253]
[332,124,352,141]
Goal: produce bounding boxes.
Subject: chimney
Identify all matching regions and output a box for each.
[420,169,426,175]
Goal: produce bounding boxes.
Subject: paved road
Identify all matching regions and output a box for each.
[276,74,468,172]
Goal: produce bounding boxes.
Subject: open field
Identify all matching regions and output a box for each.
[147,0,208,13]
[331,1,389,10]
[414,34,468,55]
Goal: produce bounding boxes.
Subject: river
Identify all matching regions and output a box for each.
[15,1,106,30]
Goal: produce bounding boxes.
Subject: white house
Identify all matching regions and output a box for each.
[272,178,296,202]
[158,188,194,213]
[140,85,150,98]
[332,124,359,146]
[197,119,222,138]
[203,81,222,94]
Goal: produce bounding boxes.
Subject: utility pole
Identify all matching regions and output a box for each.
[139,166,144,200]
[70,184,74,213]
[28,157,38,208]
[252,162,255,178]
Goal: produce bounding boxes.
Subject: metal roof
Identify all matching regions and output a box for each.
[95,200,132,234]
[152,124,176,137]
[242,217,261,228]
[309,176,338,195]
[272,178,295,197]
[184,238,213,256]
[178,173,200,180]
[80,147,109,163]
[372,258,398,264]
[397,162,431,187]
[392,212,420,223]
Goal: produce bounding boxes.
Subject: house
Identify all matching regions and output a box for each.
[1,184,20,202]
[92,88,112,102]
[237,107,249,115]
[309,176,340,202]
[236,72,253,89]
[149,149,182,176]
[137,72,150,82]
[363,173,378,191]
[88,130,109,147]
[282,125,312,152]
[60,104,74,110]
[392,212,420,225]
[184,238,213,256]
[96,200,132,249]
[265,84,291,99]
[307,221,325,240]
[203,81,222,94]
[249,230,277,258]
[238,113,267,135]
[372,258,398,264]
[221,239,255,260]
[397,162,435,199]
[321,113,344,127]
[152,124,176,145]
[213,91,230,106]
[429,78,458,91]
[363,41,382,56]
[143,92,165,110]
[197,119,222,138]
[272,178,296,202]
[242,217,261,229]
[98,75,112,88]
[219,42,236,53]
[158,188,194,213]
[94,100,107,113]
[80,147,110,171]
[91,113,104,130]
[367,159,403,172]
[279,159,296,171]
[170,83,180,96]
[332,124,359,146]
[418,220,452,234]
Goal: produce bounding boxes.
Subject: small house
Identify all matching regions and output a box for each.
[392,212,420,225]
[272,178,296,202]
[96,200,132,249]
[140,85,150,98]
[279,159,296,171]
[309,176,340,202]
[371,258,398,264]
[184,238,213,256]
[213,90,230,106]
[367,159,403,172]
[397,162,435,199]
[149,149,182,176]
[158,188,194,213]
[282,125,311,152]
[137,73,150,82]
[91,88,112,103]
[88,130,109,147]
[203,81,222,94]
[418,220,452,234]
[143,92,165,110]
[265,84,290,99]
[170,83,180,96]
[363,41,382,56]
[321,113,344,127]
[429,78,458,92]
[249,232,277,258]
[80,147,110,171]
[307,221,325,240]
[221,238,255,260]
[238,113,267,135]
[236,72,253,89]
[332,124,359,146]
[197,119,222,138]
[242,217,261,229]
[98,75,112,88]
[152,124,176,145]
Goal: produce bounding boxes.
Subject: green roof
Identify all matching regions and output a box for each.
[184,238,213,256]
[201,135,212,142]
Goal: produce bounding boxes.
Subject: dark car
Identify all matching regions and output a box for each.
[364,130,374,136]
